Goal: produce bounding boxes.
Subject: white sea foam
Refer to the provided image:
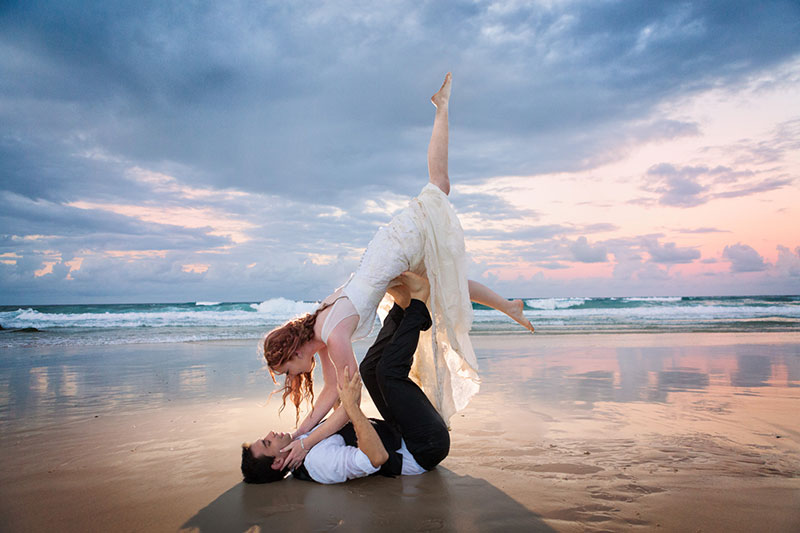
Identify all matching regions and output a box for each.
[195,301,221,306]
[471,304,800,323]
[524,298,587,310]
[252,297,318,317]
[3,296,799,347]
[4,309,260,328]
[1,299,313,329]
[625,296,683,302]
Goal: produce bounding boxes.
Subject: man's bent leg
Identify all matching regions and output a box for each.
[376,300,449,470]
[359,303,405,425]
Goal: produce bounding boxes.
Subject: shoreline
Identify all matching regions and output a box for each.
[4,327,800,351]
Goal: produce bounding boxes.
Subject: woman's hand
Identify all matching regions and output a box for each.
[275,438,309,470]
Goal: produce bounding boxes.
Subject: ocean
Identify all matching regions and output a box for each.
[1,295,799,348]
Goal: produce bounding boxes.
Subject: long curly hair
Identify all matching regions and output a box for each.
[262,303,332,424]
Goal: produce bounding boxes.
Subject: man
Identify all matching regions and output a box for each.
[241,273,450,484]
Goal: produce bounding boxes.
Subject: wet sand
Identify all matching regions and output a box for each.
[1,332,799,532]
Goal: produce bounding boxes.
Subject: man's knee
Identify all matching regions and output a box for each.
[415,424,450,471]
[375,356,410,383]
[359,357,371,377]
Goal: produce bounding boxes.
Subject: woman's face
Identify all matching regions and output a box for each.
[273,342,315,377]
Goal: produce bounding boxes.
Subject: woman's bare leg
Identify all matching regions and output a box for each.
[468,279,535,333]
[428,73,451,195]
[428,74,531,331]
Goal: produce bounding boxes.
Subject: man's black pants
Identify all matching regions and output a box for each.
[359,299,450,471]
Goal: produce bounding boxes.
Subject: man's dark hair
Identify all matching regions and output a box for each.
[241,444,290,484]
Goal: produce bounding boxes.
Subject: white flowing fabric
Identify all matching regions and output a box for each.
[340,183,480,423]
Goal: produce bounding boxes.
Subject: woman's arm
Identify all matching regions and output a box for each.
[291,346,338,438]
[277,316,360,469]
[298,318,360,446]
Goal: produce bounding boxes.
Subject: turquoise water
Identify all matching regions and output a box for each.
[1,295,799,347]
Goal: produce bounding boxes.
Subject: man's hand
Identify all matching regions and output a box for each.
[337,366,362,413]
[337,366,389,468]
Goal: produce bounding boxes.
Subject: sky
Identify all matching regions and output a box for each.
[1,0,799,305]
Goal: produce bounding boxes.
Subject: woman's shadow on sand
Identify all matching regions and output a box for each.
[180,467,555,532]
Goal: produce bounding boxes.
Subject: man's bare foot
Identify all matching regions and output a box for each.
[506,299,535,333]
[431,72,451,109]
[399,271,430,303]
[387,278,411,308]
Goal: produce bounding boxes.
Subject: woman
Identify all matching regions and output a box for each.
[265,73,533,470]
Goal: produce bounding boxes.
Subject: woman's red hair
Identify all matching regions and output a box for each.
[262,306,328,424]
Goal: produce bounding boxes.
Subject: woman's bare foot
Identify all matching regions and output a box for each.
[387,277,411,308]
[399,271,430,303]
[431,72,452,109]
[505,299,535,333]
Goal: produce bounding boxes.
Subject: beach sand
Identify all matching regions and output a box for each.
[1,333,798,532]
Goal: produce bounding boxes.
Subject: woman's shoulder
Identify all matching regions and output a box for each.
[318,296,358,345]
[315,290,342,326]
[320,289,344,307]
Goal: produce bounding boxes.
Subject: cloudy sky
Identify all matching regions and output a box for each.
[1,1,799,305]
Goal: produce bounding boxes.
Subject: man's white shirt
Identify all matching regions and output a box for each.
[299,431,426,484]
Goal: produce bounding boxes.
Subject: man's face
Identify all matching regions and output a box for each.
[250,430,293,462]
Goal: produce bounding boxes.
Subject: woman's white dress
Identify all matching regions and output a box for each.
[337,183,480,423]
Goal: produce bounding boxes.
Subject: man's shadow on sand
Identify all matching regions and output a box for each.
[180,467,555,532]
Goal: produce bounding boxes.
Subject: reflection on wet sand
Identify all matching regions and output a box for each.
[475,334,799,412]
[1,333,798,532]
[0,342,273,429]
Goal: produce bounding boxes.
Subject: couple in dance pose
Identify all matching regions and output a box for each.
[242,73,533,484]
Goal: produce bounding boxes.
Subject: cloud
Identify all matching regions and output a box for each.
[569,236,608,263]
[467,221,617,242]
[451,191,538,219]
[642,238,700,264]
[673,227,730,234]
[2,1,800,303]
[643,162,793,207]
[3,0,799,203]
[723,243,768,272]
[645,164,709,207]
[712,178,794,200]
[775,245,800,277]
[537,262,569,270]
[727,117,800,165]
[0,192,232,254]
[630,119,701,142]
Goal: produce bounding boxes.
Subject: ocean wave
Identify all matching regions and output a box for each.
[524,298,587,310]
[3,296,799,347]
[0,300,302,330]
[251,298,318,316]
[624,296,683,302]
[2,309,262,328]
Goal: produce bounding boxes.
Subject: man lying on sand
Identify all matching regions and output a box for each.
[241,273,449,484]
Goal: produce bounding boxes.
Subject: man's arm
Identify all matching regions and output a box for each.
[337,367,389,468]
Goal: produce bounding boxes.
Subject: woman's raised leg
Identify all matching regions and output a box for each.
[428,73,451,195]
[468,279,535,333]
